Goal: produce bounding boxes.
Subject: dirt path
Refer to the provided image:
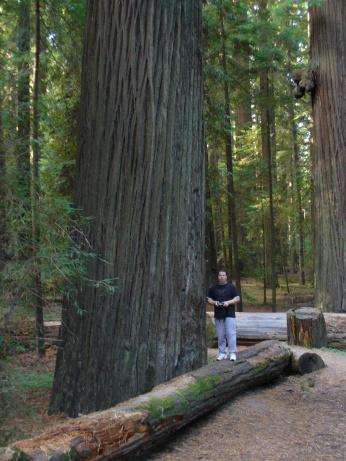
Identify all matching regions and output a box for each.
[144,347,346,461]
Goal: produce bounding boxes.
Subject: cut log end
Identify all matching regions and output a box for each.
[291,351,326,375]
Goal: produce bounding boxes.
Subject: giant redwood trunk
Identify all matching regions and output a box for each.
[49,0,205,417]
[310,2,346,312]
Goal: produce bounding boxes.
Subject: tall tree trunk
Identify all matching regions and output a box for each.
[259,0,276,311]
[50,0,205,417]
[261,199,267,305]
[209,148,229,269]
[220,8,243,310]
[289,95,305,285]
[205,145,218,287]
[233,0,251,137]
[0,90,7,272]
[32,0,45,356]
[260,69,276,312]
[310,1,346,312]
[17,0,31,257]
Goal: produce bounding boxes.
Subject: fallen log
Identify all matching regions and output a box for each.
[206,312,346,349]
[4,341,293,461]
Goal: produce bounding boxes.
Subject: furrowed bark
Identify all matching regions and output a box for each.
[310,1,346,312]
[49,0,205,417]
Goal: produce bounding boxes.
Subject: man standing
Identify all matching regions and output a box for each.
[207,269,240,361]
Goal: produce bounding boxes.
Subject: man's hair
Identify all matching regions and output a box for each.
[218,268,227,275]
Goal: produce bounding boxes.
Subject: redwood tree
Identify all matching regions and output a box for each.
[50,0,205,417]
[310,1,346,312]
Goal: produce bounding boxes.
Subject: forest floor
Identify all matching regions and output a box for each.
[145,347,346,461]
[3,277,346,459]
[1,345,346,461]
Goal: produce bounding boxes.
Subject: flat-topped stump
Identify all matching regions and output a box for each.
[287,307,327,348]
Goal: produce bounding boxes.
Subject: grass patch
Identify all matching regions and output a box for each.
[321,347,346,357]
[9,367,54,391]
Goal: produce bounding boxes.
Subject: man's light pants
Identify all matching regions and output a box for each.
[215,317,237,354]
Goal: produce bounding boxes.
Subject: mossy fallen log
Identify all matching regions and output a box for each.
[3,341,293,461]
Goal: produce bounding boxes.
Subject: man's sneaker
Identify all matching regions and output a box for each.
[230,353,237,362]
[216,353,227,361]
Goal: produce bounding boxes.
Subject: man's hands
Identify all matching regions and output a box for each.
[206,297,229,307]
[206,297,216,305]
[206,297,240,307]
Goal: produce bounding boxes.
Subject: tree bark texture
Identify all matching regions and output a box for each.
[49,0,205,417]
[310,2,346,312]
[9,341,292,461]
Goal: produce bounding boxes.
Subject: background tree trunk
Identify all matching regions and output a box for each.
[50,0,205,417]
[220,8,243,310]
[260,69,276,312]
[17,0,32,257]
[32,0,45,356]
[205,145,218,287]
[288,86,305,285]
[0,90,6,271]
[310,1,346,312]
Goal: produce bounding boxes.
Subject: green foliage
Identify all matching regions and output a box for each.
[204,0,313,287]
[8,367,53,391]
[0,0,119,331]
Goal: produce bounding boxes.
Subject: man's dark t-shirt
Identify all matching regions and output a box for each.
[208,283,239,319]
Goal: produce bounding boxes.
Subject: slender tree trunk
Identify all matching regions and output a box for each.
[50,0,205,417]
[269,78,277,184]
[205,144,217,286]
[32,0,45,356]
[260,70,276,312]
[0,91,7,272]
[261,200,267,305]
[258,0,276,311]
[220,8,243,310]
[310,1,346,312]
[17,0,31,257]
[279,240,290,295]
[289,96,305,285]
[233,0,251,137]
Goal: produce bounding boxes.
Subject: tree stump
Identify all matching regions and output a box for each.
[287,307,327,348]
